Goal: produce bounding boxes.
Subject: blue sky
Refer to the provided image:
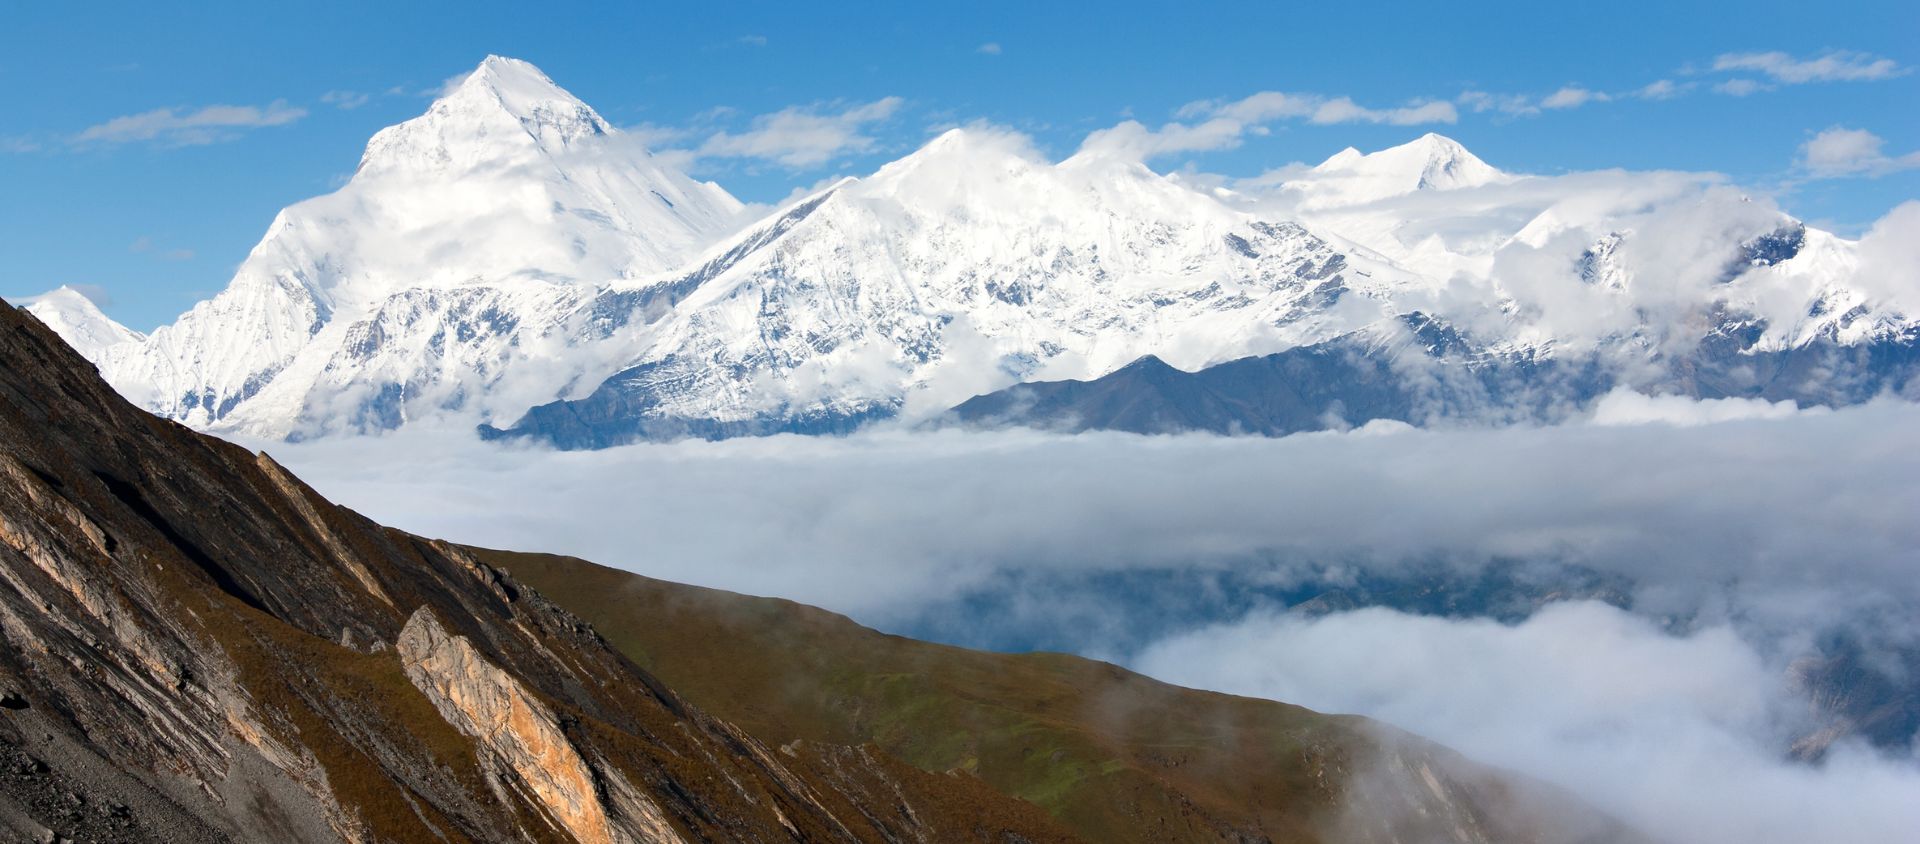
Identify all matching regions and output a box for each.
[3,0,1915,330]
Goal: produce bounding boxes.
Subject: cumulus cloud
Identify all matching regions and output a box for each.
[692,97,905,167]
[1852,201,1920,307]
[1134,602,1920,844]
[1799,127,1920,178]
[75,100,307,146]
[1713,50,1907,83]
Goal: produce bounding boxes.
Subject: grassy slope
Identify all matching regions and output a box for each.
[476,547,1422,843]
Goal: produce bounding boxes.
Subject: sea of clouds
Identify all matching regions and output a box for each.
[256,392,1920,842]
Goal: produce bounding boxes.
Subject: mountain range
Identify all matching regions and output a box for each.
[26,56,1919,446]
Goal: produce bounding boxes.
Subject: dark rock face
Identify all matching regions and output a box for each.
[0,302,1078,843]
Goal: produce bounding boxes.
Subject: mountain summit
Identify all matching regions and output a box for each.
[13,286,142,362]
[357,55,616,175]
[1285,133,1510,207]
[82,56,746,435]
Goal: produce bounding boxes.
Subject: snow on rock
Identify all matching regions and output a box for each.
[58,58,1918,445]
[572,125,1401,429]
[97,55,746,436]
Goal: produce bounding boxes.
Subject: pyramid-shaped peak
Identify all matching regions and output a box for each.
[902,127,1042,162]
[437,55,607,132]
[357,55,613,176]
[1308,132,1504,194]
[455,56,575,103]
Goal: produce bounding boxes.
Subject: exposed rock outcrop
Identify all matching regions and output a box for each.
[0,299,1078,842]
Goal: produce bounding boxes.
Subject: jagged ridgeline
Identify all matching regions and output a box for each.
[32,56,1917,449]
[0,301,1644,841]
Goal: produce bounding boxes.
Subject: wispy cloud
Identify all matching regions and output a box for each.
[129,236,195,261]
[1460,79,1679,118]
[1714,78,1772,97]
[737,34,768,47]
[1457,90,1540,117]
[1712,50,1907,83]
[320,90,370,110]
[1079,90,1455,161]
[692,97,905,168]
[976,42,1002,55]
[1634,79,1686,100]
[1798,126,1920,178]
[1540,85,1611,109]
[75,100,307,146]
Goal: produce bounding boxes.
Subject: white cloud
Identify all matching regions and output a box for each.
[1078,91,1453,162]
[1713,50,1907,83]
[320,90,370,110]
[1714,78,1772,97]
[1456,90,1540,116]
[263,400,1920,625]
[1852,201,1920,307]
[737,34,768,47]
[1074,117,1249,161]
[1309,96,1457,125]
[1540,85,1611,109]
[1634,79,1685,100]
[1588,388,1812,426]
[1799,127,1920,178]
[75,100,308,146]
[976,42,1002,55]
[694,97,905,167]
[1134,602,1920,844]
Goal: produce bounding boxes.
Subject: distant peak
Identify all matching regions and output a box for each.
[26,285,102,307]
[875,126,1045,183]
[1300,132,1507,202]
[1318,147,1364,168]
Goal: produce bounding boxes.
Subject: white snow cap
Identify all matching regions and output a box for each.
[356,55,616,176]
[1288,133,1511,208]
[16,286,143,363]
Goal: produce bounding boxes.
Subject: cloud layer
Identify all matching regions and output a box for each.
[260,399,1920,630]
[1135,602,1920,844]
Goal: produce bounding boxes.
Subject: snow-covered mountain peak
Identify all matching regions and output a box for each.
[97,55,749,431]
[16,286,143,364]
[1287,133,1511,209]
[357,55,613,177]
